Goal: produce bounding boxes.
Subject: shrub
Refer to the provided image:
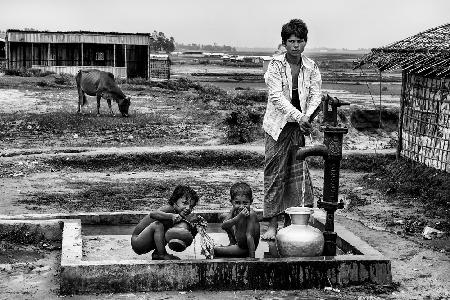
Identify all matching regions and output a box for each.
[4,68,30,76]
[36,81,49,87]
[122,77,205,92]
[4,68,56,77]
[224,108,263,144]
[127,77,148,85]
[40,70,56,77]
[116,78,127,84]
[54,73,73,85]
[28,68,43,76]
[233,90,267,104]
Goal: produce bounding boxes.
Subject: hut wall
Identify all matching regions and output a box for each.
[8,42,32,68]
[400,72,450,172]
[149,57,170,80]
[31,65,126,78]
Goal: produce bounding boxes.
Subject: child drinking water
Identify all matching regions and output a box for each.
[214,182,260,258]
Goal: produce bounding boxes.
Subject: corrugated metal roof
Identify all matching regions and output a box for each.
[356,23,450,78]
[6,29,153,45]
[7,29,151,36]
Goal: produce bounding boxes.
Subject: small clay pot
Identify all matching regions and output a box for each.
[165,221,195,252]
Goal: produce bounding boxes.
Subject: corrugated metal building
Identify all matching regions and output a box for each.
[5,29,170,80]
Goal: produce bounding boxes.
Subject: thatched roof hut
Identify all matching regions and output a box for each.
[357,23,450,77]
[357,23,450,172]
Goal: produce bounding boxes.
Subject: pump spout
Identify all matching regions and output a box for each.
[296,144,328,161]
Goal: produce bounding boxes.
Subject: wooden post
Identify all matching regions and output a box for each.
[124,44,127,79]
[47,43,51,66]
[6,38,10,69]
[81,43,84,66]
[31,43,34,67]
[148,36,151,81]
[397,69,408,159]
[113,44,116,67]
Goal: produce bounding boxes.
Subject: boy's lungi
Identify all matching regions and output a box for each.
[263,123,314,219]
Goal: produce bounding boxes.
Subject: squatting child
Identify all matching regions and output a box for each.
[214,182,260,258]
[131,185,199,260]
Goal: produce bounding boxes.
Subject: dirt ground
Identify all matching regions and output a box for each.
[0,73,449,300]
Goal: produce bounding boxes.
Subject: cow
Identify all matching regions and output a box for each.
[76,69,131,117]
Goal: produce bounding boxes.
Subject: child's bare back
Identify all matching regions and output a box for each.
[131,185,199,260]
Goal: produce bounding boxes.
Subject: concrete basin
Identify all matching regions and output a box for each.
[0,210,392,294]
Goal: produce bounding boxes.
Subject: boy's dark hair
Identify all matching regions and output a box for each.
[168,185,199,207]
[281,19,308,44]
[230,182,253,202]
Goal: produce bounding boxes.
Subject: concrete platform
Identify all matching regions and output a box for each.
[0,210,392,294]
[81,222,346,261]
[83,223,271,261]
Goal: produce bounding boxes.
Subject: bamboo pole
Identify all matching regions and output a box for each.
[148,36,151,81]
[6,38,10,69]
[397,70,408,159]
[113,44,116,67]
[124,44,127,78]
[47,43,50,66]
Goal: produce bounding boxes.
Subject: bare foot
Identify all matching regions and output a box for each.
[261,226,277,240]
[152,252,180,260]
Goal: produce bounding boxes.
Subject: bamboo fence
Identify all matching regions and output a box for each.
[400,73,450,172]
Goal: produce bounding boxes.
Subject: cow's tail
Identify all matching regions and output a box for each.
[75,70,87,106]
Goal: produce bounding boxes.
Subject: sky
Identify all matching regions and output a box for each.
[1,0,449,50]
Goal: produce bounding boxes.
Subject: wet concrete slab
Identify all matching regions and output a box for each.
[82,223,278,261]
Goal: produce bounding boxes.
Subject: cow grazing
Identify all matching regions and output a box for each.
[76,69,131,117]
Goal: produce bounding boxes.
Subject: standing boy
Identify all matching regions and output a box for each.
[262,19,321,240]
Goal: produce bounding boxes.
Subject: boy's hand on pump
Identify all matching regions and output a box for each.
[298,115,312,134]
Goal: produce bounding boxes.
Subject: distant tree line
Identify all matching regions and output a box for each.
[176,43,236,53]
[151,31,175,53]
